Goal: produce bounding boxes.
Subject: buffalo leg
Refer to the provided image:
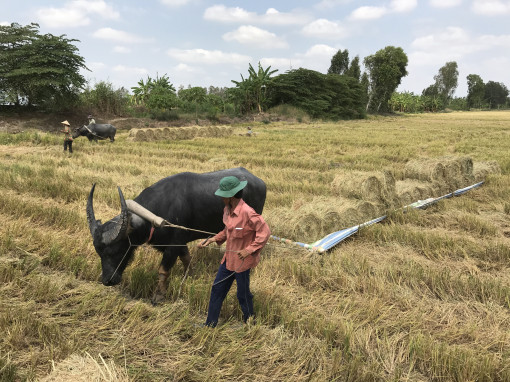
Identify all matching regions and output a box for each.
[179,246,192,276]
[151,249,179,305]
[151,265,170,305]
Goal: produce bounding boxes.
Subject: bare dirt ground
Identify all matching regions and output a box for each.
[0,111,281,135]
[0,112,174,134]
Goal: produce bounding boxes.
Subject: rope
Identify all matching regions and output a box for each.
[160,221,217,236]
[212,259,245,287]
[107,234,262,295]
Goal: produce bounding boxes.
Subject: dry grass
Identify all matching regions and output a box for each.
[1,111,510,381]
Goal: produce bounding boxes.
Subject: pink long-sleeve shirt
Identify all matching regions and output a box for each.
[213,199,271,272]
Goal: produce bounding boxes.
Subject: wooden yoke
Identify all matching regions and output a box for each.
[126,199,166,227]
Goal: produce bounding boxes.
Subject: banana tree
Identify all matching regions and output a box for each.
[231,62,277,114]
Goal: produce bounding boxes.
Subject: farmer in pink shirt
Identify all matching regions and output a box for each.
[198,176,270,327]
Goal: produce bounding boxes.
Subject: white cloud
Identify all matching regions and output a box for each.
[93,28,152,44]
[301,44,338,58]
[0,21,10,26]
[410,27,510,67]
[36,0,119,28]
[315,0,354,10]
[477,34,510,47]
[412,26,470,50]
[302,19,347,39]
[37,7,89,27]
[410,27,474,64]
[350,0,416,20]
[88,62,106,71]
[260,44,338,78]
[350,6,388,20]
[223,26,288,49]
[260,57,297,70]
[113,65,149,75]
[203,5,310,25]
[174,63,198,73]
[390,0,418,12]
[260,8,311,25]
[429,0,462,8]
[297,44,338,72]
[160,0,192,7]
[167,48,251,64]
[113,46,131,53]
[471,0,510,15]
[204,5,256,23]
[479,57,509,84]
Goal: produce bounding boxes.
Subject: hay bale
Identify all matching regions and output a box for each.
[167,128,178,140]
[203,126,214,137]
[331,170,397,206]
[134,129,147,142]
[210,126,220,137]
[217,126,228,137]
[152,128,163,140]
[405,156,476,193]
[172,128,183,140]
[266,196,382,244]
[224,126,233,137]
[144,128,155,141]
[442,156,475,188]
[162,127,171,139]
[396,179,438,206]
[404,159,446,182]
[473,161,501,181]
[127,129,137,141]
[404,156,473,186]
[179,127,196,139]
[458,156,474,176]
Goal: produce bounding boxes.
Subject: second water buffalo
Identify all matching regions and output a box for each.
[73,123,116,142]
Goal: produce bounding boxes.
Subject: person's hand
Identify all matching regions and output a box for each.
[237,249,251,259]
[198,238,214,248]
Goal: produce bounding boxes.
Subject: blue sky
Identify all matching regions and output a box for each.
[2,0,509,96]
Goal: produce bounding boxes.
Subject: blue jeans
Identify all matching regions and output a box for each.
[205,262,254,327]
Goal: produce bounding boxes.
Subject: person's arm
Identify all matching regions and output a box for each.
[197,227,226,248]
[238,215,270,258]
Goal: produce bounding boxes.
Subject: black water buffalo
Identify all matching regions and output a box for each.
[87,167,267,303]
[73,123,116,142]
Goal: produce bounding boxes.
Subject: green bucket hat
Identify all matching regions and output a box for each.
[215,176,247,198]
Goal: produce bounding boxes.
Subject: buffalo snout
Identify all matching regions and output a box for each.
[101,272,122,286]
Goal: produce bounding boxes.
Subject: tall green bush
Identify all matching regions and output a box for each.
[80,81,129,116]
[268,68,365,120]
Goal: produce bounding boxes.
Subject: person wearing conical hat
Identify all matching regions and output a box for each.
[198,176,271,327]
[60,120,73,154]
[88,114,96,125]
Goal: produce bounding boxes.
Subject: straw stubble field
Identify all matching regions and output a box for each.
[1,111,510,381]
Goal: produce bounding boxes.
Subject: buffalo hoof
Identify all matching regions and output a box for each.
[151,291,166,306]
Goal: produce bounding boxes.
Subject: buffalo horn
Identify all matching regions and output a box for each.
[87,183,100,237]
[101,187,130,245]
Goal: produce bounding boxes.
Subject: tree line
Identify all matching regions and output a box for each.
[1,23,508,120]
[389,62,509,113]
